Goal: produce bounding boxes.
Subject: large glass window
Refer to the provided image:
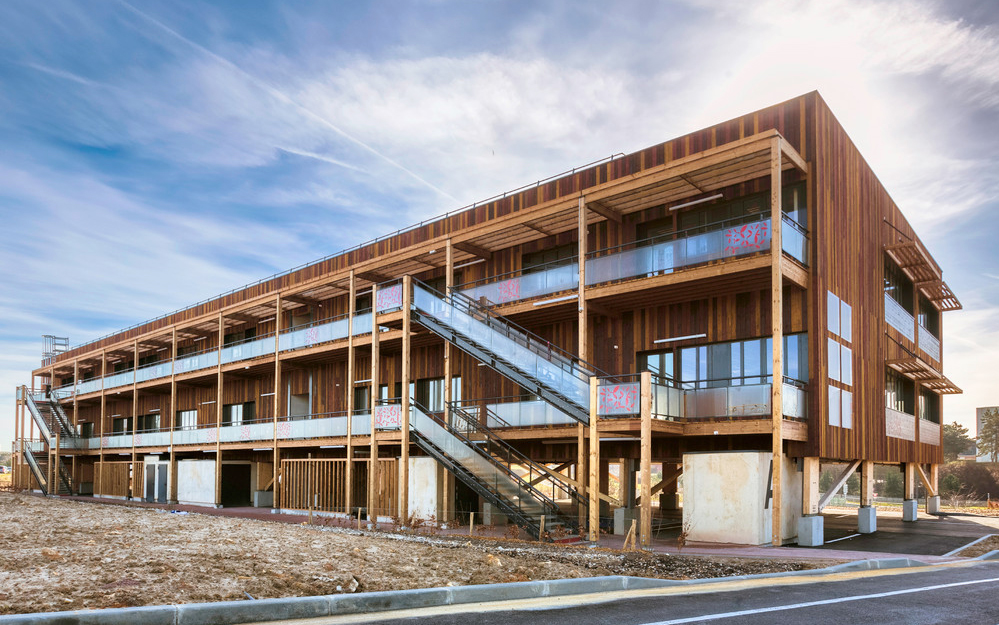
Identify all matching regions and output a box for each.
[176,410,197,431]
[222,402,255,426]
[885,369,915,414]
[112,416,132,435]
[884,259,914,314]
[137,413,160,432]
[918,296,940,335]
[522,242,577,274]
[641,334,807,388]
[919,390,940,423]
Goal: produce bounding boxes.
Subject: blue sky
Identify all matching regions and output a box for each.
[1,0,997,446]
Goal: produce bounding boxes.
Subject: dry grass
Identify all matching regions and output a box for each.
[0,492,827,615]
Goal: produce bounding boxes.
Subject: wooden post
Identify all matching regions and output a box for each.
[215,312,223,507]
[930,463,939,497]
[273,293,282,510]
[802,457,820,515]
[770,136,784,547]
[640,371,652,547]
[860,460,875,507]
[346,270,356,515]
[400,275,412,522]
[577,197,590,533]
[904,462,917,500]
[577,420,586,530]
[131,340,139,499]
[97,350,106,497]
[169,327,178,503]
[368,284,380,523]
[588,377,599,542]
[442,239,455,522]
[13,388,19,488]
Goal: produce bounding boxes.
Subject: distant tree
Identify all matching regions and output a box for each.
[939,462,999,500]
[882,470,904,499]
[944,422,974,462]
[978,408,999,463]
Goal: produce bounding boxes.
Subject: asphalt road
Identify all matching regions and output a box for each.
[273,561,999,625]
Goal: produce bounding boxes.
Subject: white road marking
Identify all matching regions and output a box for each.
[639,576,999,624]
[944,533,996,557]
[824,533,860,543]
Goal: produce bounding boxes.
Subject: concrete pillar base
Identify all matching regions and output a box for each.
[482,502,507,526]
[902,499,918,522]
[927,495,941,515]
[613,507,636,535]
[858,505,876,533]
[797,515,824,546]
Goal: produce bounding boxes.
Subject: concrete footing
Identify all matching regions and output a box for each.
[902,499,918,522]
[797,514,824,546]
[482,503,506,526]
[614,507,636,535]
[927,495,941,515]
[858,505,877,533]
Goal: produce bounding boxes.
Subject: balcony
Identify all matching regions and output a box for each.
[918,324,941,362]
[884,292,915,342]
[459,215,807,307]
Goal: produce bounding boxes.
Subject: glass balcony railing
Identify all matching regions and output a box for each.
[135,361,172,383]
[460,215,808,307]
[220,335,275,365]
[175,348,220,374]
[595,376,807,421]
[103,369,135,391]
[453,398,578,429]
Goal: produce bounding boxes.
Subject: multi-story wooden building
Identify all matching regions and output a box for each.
[12,92,960,546]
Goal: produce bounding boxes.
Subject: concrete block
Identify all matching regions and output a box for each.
[797,514,823,546]
[449,581,545,604]
[0,605,177,625]
[902,499,919,522]
[545,576,628,596]
[613,507,636,535]
[481,502,507,526]
[858,505,877,534]
[330,588,451,615]
[177,596,329,625]
[927,495,941,514]
[253,490,273,508]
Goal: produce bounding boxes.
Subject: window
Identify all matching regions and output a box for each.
[522,242,577,274]
[79,422,94,438]
[644,334,807,389]
[176,410,197,431]
[81,370,95,381]
[224,328,256,346]
[636,217,675,245]
[177,345,198,357]
[137,413,160,432]
[884,258,914,314]
[113,361,133,373]
[290,310,313,329]
[827,290,853,429]
[138,354,160,368]
[353,386,370,413]
[223,402,256,426]
[919,390,940,423]
[112,417,132,435]
[415,377,445,412]
[918,296,939,335]
[886,369,915,414]
[355,293,372,312]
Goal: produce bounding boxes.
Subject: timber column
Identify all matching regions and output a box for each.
[588,377,599,542]
[215,312,223,507]
[902,463,919,521]
[400,275,412,522]
[577,196,589,532]
[769,135,784,546]
[859,460,876,533]
[368,284,380,524]
[346,270,356,516]
[273,293,282,510]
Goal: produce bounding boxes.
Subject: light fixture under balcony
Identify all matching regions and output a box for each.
[453,258,486,270]
[653,333,707,344]
[669,193,724,212]
[532,294,578,307]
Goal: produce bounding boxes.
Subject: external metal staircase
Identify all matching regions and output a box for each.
[410,279,609,424]
[20,386,78,495]
[408,401,583,540]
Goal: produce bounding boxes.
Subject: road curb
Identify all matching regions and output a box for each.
[0,557,935,625]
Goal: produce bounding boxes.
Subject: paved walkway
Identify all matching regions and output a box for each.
[55,494,994,564]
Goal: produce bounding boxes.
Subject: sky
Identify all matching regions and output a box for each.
[1,0,998,448]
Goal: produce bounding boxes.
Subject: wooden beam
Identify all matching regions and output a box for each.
[817,460,861,511]
[453,241,492,260]
[915,463,937,497]
[802,457,820,515]
[273,292,282,510]
[523,221,555,236]
[215,312,223,507]
[224,311,258,324]
[770,135,784,547]
[528,462,573,487]
[283,293,322,307]
[400,275,412,521]
[586,200,622,224]
[588,377,599,542]
[368,284,380,524]
[179,327,217,340]
[640,371,652,547]
[442,240,454,523]
[345,270,355,516]
[860,460,875,507]
[169,327,178,503]
[904,462,917,500]
[635,465,682,506]
[357,271,390,284]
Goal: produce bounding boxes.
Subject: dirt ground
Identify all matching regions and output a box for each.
[0,492,829,615]
[954,534,999,558]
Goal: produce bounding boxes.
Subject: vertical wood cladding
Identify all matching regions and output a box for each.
[810,94,941,464]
